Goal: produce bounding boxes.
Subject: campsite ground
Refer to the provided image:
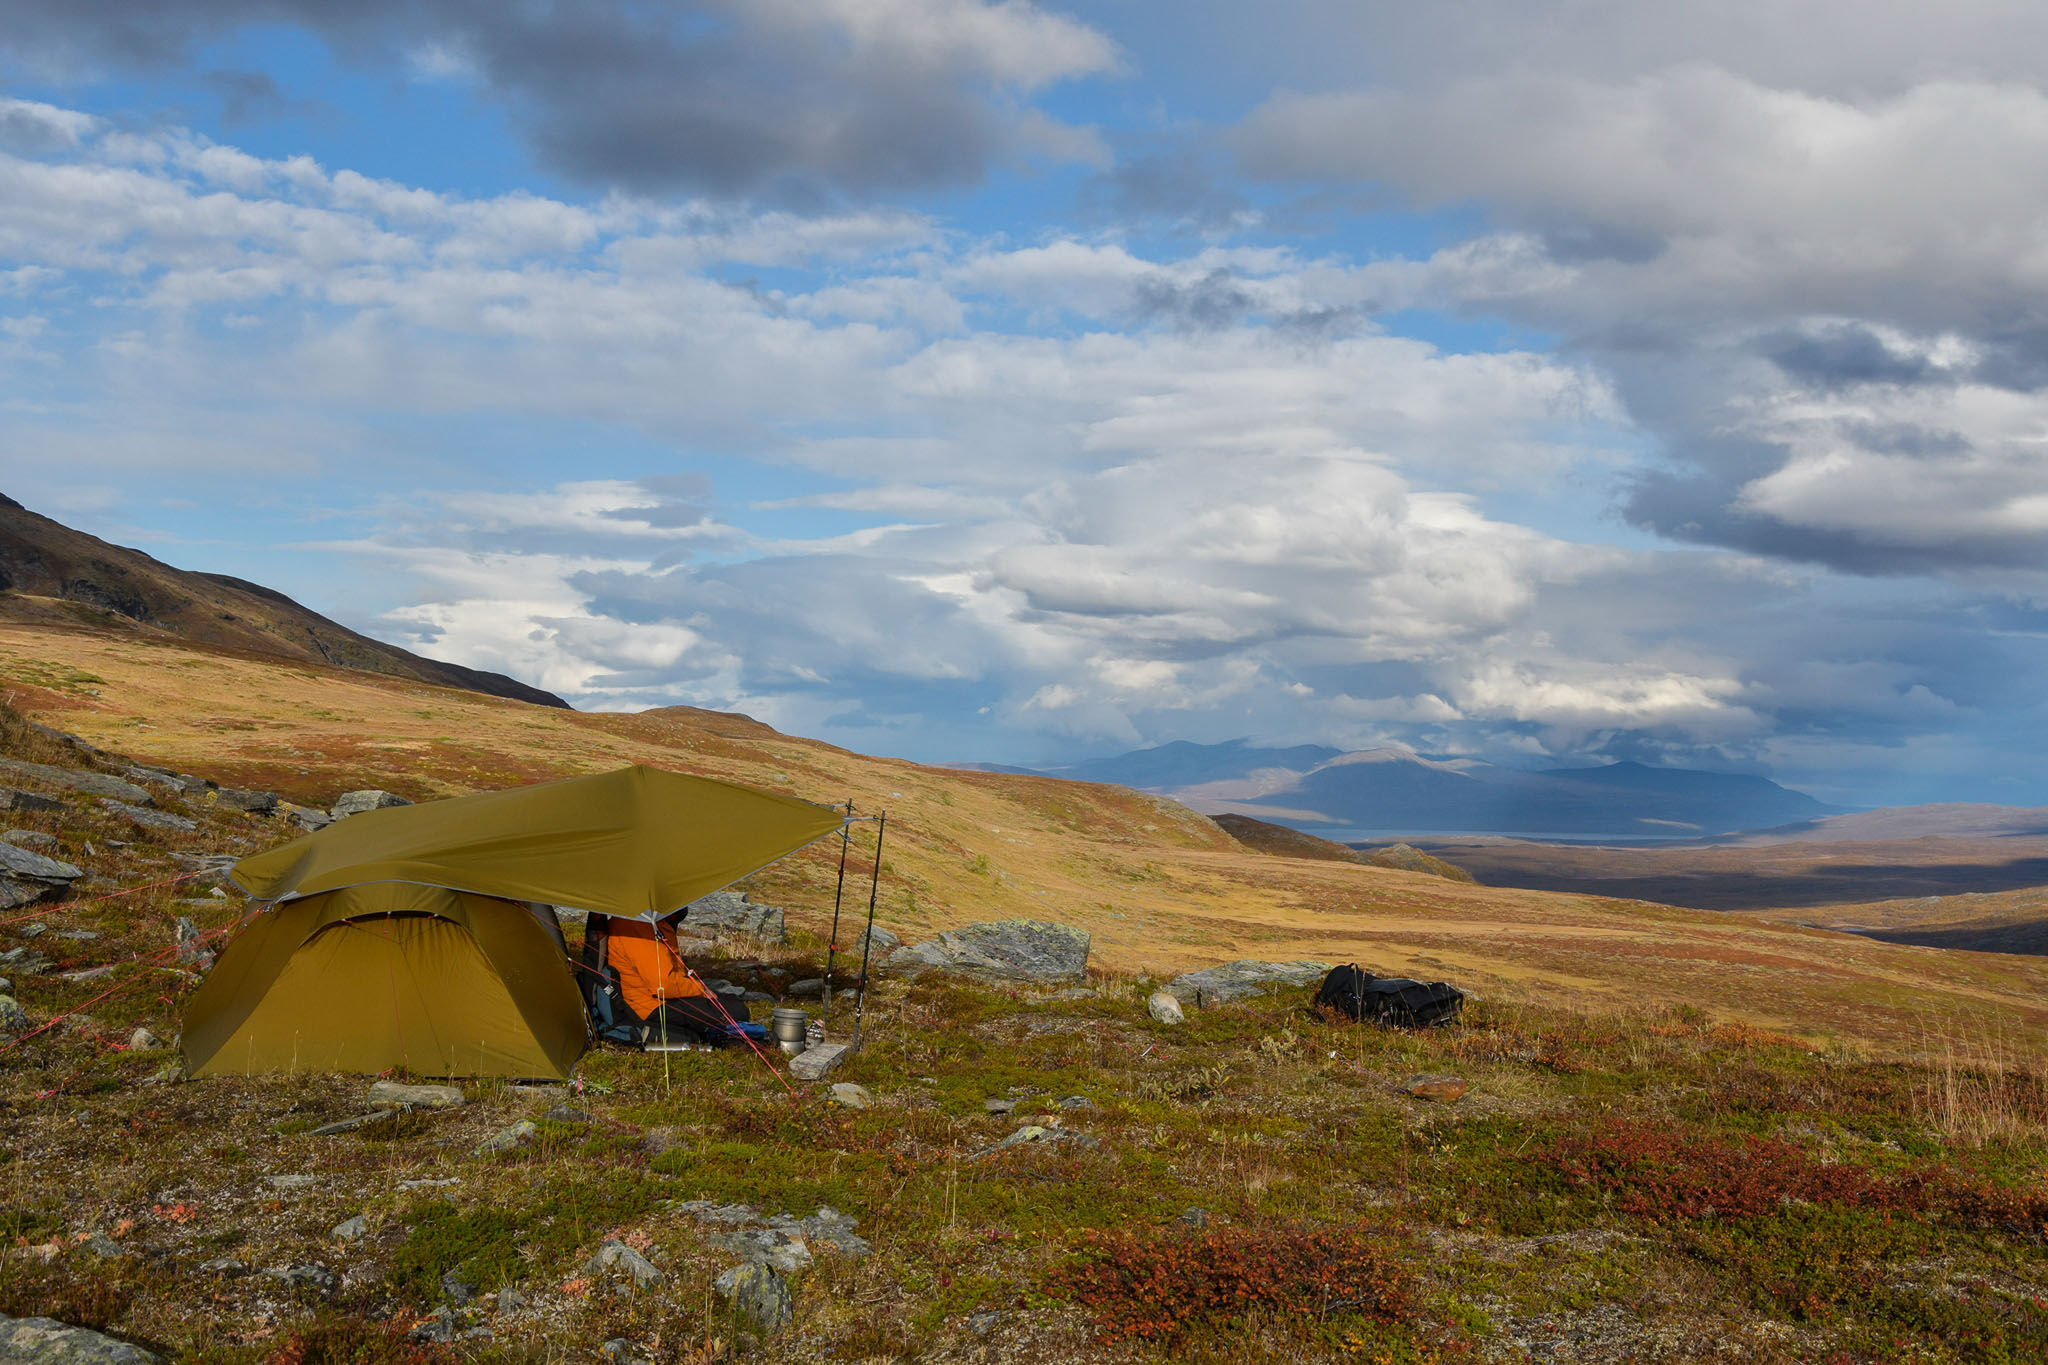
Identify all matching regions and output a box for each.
[0,625,2045,1360]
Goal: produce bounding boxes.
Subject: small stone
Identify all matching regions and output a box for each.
[1179,1206,1209,1228]
[266,1174,320,1190]
[197,1257,248,1277]
[1058,1095,1097,1111]
[584,1239,664,1289]
[127,1028,166,1051]
[14,924,45,940]
[714,1262,794,1333]
[83,1235,126,1259]
[368,1080,465,1110]
[63,966,114,984]
[494,1287,525,1313]
[0,996,29,1033]
[0,1316,161,1363]
[1401,1074,1469,1103]
[1147,989,1186,1025]
[0,829,58,847]
[788,1042,848,1081]
[440,1269,477,1305]
[284,805,333,833]
[476,1119,537,1154]
[983,1098,1015,1114]
[829,1083,873,1110]
[331,1215,369,1242]
[787,978,826,997]
[965,1310,1002,1337]
[542,1105,592,1124]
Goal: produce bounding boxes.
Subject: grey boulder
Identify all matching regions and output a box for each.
[680,891,785,943]
[0,789,62,814]
[0,1315,161,1363]
[215,788,279,816]
[331,790,411,819]
[714,1262,793,1332]
[1147,989,1185,1024]
[886,919,1090,985]
[0,844,81,913]
[1166,960,1332,1007]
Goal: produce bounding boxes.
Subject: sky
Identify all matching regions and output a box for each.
[5,1,2048,806]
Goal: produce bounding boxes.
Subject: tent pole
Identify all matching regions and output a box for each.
[822,801,854,1030]
[852,812,886,1051]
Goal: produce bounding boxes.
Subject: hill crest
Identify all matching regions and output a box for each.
[0,494,568,709]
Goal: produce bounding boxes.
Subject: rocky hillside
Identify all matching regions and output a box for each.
[0,494,567,708]
[0,697,2043,1363]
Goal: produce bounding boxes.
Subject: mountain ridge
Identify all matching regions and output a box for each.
[0,494,568,709]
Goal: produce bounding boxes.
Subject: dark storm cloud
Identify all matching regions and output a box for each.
[0,0,1115,199]
[1763,324,1939,391]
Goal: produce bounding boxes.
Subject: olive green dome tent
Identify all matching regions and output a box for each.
[182,883,586,1079]
[184,765,844,1079]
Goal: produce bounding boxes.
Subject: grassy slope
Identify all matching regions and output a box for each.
[4,621,2047,1060]
[0,629,2044,1361]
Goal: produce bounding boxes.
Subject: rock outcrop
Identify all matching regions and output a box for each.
[885,919,1090,985]
[0,842,81,912]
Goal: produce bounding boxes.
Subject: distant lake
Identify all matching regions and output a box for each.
[1330,828,1708,847]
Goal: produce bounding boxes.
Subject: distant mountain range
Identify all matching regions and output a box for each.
[958,738,1839,838]
[0,494,568,708]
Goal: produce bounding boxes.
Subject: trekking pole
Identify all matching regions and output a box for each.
[851,812,886,1052]
[822,801,854,1029]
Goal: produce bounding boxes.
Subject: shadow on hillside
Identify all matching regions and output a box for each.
[1450,856,2048,914]
[1846,922,2048,956]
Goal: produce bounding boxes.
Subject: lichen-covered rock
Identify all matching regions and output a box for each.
[681,891,785,943]
[0,789,62,815]
[0,997,29,1034]
[331,790,412,819]
[0,1314,161,1363]
[0,759,152,806]
[788,1043,848,1081]
[584,1240,663,1289]
[215,788,279,816]
[476,1120,537,1154]
[1147,989,1185,1024]
[1166,960,1331,1007]
[714,1262,793,1332]
[99,800,195,833]
[368,1081,464,1110]
[885,919,1090,985]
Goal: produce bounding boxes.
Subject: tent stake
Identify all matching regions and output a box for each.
[822,801,854,1029]
[851,812,886,1051]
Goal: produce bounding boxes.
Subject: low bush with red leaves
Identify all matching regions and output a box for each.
[1537,1117,2048,1238]
[1050,1222,1418,1345]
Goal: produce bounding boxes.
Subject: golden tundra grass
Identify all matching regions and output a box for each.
[4,621,2047,1061]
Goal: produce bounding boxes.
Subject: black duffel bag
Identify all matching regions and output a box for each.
[1315,964,1464,1028]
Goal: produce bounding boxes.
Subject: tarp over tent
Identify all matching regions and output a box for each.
[188,765,844,1078]
[182,883,587,1079]
[230,764,844,918]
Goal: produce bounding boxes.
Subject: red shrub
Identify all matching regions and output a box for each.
[1538,1118,2048,1238]
[1051,1222,1416,1344]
